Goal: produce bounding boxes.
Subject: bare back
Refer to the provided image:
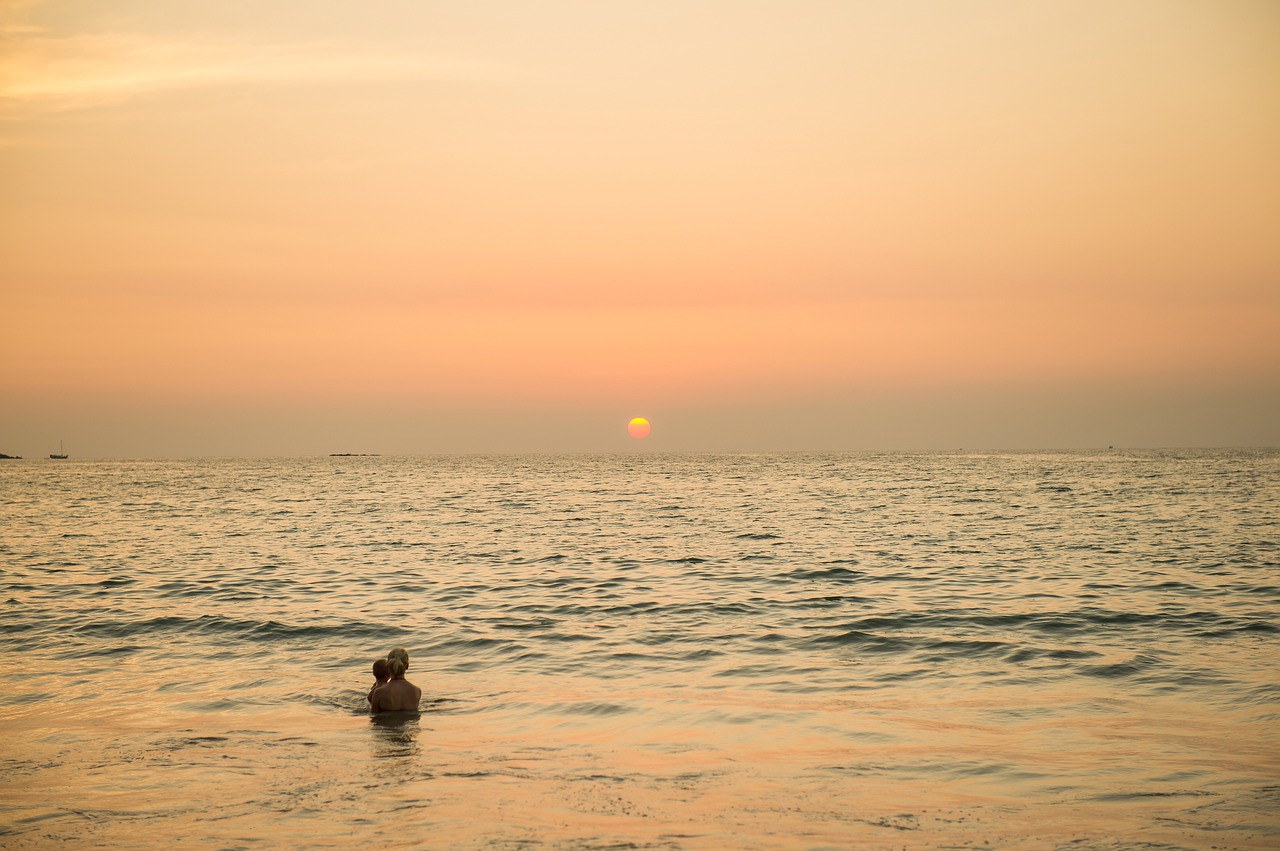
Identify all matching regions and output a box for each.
[370,677,421,713]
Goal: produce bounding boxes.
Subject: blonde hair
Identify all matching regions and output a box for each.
[388,656,408,677]
[387,648,409,672]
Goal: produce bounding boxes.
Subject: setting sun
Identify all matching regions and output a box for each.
[627,417,651,439]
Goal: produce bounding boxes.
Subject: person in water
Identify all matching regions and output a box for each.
[367,658,391,706]
[369,648,421,713]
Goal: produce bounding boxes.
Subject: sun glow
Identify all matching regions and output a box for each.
[627,417,651,439]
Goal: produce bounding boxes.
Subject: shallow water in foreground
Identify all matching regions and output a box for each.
[1,451,1277,848]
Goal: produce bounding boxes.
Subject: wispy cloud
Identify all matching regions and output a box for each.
[0,28,504,114]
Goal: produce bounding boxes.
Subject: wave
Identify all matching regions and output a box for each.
[71,614,391,641]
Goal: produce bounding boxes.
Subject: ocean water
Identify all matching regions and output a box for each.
[1,451,1277,849]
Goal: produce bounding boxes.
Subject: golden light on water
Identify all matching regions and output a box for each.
[627,417,651,439]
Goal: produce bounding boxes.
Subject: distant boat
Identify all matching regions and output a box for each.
[49,440,68,460]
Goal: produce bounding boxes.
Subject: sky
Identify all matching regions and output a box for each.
[2,0,1278,456]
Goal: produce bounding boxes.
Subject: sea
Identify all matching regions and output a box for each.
[0,451,1276,849]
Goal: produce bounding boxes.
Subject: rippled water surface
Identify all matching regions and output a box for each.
[2,451,1278,848]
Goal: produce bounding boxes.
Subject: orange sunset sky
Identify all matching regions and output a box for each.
[2,0,1278,456]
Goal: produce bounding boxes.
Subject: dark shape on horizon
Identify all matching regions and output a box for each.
[50,440,68,459]
[0,453,21,459]
[330,453,381,457]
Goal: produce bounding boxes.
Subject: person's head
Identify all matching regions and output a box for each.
[372,658,391,681]
[387,648,409,672]
[388,656,408,678]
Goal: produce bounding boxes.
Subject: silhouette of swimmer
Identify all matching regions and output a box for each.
[367,658,391,706]
[369,647,421,713]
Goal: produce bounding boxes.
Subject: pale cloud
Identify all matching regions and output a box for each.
[0,28,504,114]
